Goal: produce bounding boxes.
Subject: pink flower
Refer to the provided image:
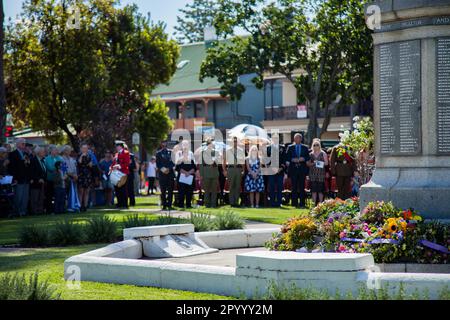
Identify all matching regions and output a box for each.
[339,232,346,239]
[338,245,346,252]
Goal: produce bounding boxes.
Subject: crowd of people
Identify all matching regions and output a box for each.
[0,138,142,217]
[151,133,367,210]
[0,133,368,217]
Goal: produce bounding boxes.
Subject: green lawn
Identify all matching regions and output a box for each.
[191,205,307,225]
[0,245,233,300]
[0,195,304,299]
[0,209,158,245]
[134,195,309,224]
[0,196,306,245]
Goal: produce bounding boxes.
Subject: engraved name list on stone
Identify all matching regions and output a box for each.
[378,40,421,155]
[379,43,396,154]
[437,38,450,154]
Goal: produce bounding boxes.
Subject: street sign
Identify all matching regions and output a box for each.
[132,132,140,145]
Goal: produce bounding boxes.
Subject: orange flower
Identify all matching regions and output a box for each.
[403,210,410,220]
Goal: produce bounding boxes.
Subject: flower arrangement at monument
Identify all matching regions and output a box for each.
[266,198,449,264]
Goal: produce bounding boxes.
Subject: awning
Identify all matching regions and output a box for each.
[152,93,227,103]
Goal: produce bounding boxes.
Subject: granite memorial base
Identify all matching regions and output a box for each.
[361,167,450,220]
[361,1,450,219]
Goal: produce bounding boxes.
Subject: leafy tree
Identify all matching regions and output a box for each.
[83,92,173,155]
[174,0,218,43]
[5,0,179,151]
[135,97,173,154]
[200,0,372,144]
[339,116,374,184]
[0,0,6,142]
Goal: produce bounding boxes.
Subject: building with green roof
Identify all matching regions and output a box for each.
[151,41,266,136]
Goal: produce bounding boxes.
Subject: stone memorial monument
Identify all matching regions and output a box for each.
[360,0,450,220]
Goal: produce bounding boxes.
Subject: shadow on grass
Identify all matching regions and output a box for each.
[0,245,103,273]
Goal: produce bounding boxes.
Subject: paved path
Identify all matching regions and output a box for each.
[150,247,267,267]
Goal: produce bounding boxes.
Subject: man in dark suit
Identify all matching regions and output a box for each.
[29,146,47,215]
[285,133,310,208]
[8,138,32,216]
[125,145,137,207]
[265,134,287,207]
[156,140,175,210]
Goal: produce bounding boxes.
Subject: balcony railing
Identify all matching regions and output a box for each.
[264,104,373,121]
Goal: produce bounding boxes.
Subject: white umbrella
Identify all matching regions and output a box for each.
[228,124,270,144]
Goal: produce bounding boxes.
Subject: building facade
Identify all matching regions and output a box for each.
[152,41,373,147]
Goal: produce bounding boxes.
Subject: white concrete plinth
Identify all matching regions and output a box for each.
[236,251,375,272]
[197,228,279,249]
[123,224,195,240]
[64,238,450,299]
[141,234,218,258]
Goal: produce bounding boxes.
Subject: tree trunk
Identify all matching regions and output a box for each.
[60,123,80,152]
[0,0,6,143]
[305,97,320,145]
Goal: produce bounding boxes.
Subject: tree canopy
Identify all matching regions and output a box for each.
[0,0,6,142]
[174,0,218,44]
[5,0,179,150]
[200,0,372,144]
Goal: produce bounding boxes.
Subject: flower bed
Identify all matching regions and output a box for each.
[266,198,449,264]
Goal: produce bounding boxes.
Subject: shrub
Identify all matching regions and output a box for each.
[0,272,61,300]
[360,201,398,224]
[123,214,152,228]
[261,282,332,300]
[19,225,50,247]
[188,212,216,232]
[260,281,439,300]
[85,216,118,243]
[267,199,449,264]
[50,220,85,246]
[282,217,318,250]
[413,221,449,264]
[213,210,244,230]
[311,197,359,222]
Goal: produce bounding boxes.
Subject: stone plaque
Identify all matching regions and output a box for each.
[437,37,450,154]
[378,40,422,155]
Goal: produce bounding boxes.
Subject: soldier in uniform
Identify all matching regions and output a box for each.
[223,136,245,207]
[156,140,175,210]
[199,138,220,208]
[265,134,287,207]
[330,143,356,200]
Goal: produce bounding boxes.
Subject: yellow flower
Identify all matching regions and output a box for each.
[385,218,399,234]
[400,221,407,232]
